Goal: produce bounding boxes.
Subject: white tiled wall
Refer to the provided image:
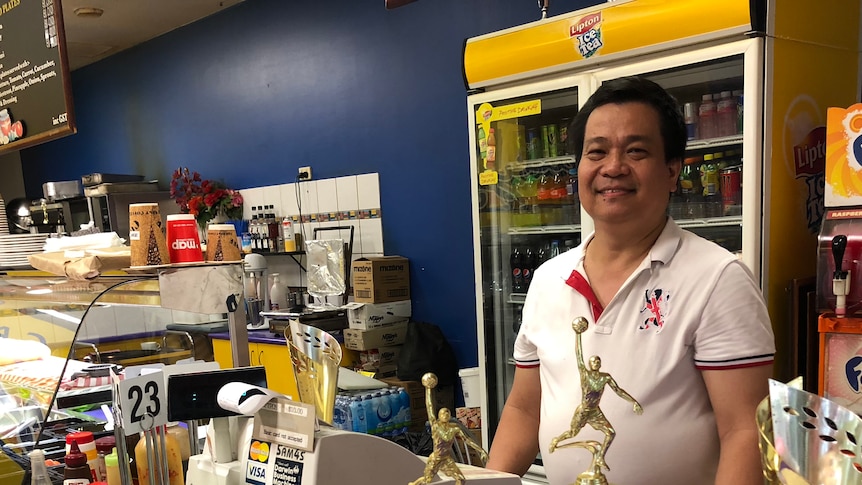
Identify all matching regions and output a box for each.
[239,173,384,291]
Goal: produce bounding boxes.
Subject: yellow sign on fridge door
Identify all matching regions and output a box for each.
[476,100,541,186]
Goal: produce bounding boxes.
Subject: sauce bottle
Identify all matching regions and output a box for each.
[104,449,121,485]
[135,428,185,485]
[29,449,51,485]
[64,440,93,485]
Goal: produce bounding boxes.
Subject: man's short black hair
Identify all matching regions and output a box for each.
[568,76,687,163]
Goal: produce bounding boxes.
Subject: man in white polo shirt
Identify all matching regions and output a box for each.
[485,77,775,485]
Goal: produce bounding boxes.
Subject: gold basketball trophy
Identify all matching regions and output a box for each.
[548,317,643,485]
[409,372,489,485]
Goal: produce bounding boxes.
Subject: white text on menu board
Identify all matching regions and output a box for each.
[0,59,56,108]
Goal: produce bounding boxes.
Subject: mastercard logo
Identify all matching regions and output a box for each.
[249,441,270,463]
[826,104,862,198]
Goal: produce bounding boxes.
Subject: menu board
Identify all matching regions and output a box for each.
[0,0,75,153]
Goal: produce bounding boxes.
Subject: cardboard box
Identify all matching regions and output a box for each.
[352,256,410,303]
[359,345,402,367]
[343,321,408,351]
[346,300,412,330]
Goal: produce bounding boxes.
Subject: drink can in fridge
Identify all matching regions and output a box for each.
[684,102,699,140]
[558,118,570,155]
[527,128,541,160]
[548,124,559,157]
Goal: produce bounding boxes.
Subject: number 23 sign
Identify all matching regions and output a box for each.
[118,371,167,436]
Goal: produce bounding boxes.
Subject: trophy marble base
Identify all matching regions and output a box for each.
[574,471,609,485]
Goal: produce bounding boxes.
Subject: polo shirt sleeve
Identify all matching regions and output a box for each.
[513,283,540,369]
[693,260,776,370]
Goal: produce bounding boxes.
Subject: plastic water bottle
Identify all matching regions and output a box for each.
[364,394,379,435]
[332,396,347,430]
[351,396,367,433]
[375,391,392,436]
[387,388,402,436]
[398,387,411,434]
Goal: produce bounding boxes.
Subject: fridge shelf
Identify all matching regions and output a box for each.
[508,293,527,304]
[507,155,577,171]
[508,223,582,235]
[675,215,743,228]
[686,134,743,150]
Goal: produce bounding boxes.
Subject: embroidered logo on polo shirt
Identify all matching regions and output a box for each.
[639,288,669,332]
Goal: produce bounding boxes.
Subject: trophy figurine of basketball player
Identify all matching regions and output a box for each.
[408,372,488,485]
[548,317,643,485]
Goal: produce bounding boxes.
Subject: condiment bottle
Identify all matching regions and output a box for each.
[135,428,184,485]
[66,431,98,480]
[104,449,121,485]
[29,449,51,485]
[64,440,93,484]
[94,436,116,482]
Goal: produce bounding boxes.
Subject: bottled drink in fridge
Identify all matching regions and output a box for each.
[519,173,541,226]
[716,91,736,137]
[698,94,716,140]
[680,156,704,219]
[563,167,580,223]
[523,247,536,290]
[511,247,524,293]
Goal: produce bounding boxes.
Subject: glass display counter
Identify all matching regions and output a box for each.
[0,265,243,484]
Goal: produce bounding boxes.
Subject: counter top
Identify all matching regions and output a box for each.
[210,330,286,345]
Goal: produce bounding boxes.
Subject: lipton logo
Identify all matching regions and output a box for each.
[569,12,603,59]
[379,264,404,272]
[570,12,601,36]
[793,126,826,176]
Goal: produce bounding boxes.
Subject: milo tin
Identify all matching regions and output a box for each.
[543,124,559,158]
[527,128,541,160]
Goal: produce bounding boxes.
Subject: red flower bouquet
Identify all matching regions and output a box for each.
[170,167,243,228]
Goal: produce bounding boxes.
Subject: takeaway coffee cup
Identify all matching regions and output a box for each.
[166,214,203,263]
[129,203,169,267]
[206,223,242,262]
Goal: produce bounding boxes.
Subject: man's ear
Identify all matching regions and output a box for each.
[667,158,682,191]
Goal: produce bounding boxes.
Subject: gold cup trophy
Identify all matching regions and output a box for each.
[548,317,643,485]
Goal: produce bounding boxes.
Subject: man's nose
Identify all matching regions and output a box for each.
[601,151,629,176]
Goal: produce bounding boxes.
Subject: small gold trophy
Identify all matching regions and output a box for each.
[548,317,643,485]
[408,372,489,485]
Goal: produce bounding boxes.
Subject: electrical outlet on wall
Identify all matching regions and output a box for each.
[298,166,312,181]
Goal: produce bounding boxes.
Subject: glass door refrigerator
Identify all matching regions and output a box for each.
[464,0,859,478]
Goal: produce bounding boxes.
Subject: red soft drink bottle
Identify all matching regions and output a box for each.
[511,247,524,293]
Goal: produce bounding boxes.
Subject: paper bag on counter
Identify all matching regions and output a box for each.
[28,248,131,280]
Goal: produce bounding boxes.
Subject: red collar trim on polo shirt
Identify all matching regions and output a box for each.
[565,270,603,321]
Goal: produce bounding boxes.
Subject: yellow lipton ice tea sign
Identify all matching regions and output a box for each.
[826,104,862,207]
[476,99,541,186]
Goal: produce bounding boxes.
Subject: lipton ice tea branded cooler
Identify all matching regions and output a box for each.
[464,0,862,473]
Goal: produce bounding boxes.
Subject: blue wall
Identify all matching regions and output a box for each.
[20,0,597,369]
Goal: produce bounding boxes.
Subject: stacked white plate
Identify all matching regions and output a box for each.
[0,195,8,235]
[0,233,47,268]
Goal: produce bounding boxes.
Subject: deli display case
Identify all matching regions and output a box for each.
[0,268,233,484]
